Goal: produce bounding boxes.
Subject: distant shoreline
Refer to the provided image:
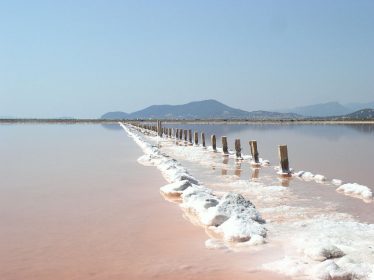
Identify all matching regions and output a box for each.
[1,118,374,125]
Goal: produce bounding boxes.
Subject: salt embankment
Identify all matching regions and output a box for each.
[120,123,267,244]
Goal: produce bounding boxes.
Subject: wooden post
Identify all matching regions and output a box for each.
[222,136,228,154]
[169,128,172,138]
[180,129,183,140]
[235,139,241,158]
[157,121,162,137]
[201,132,206,147]
[194,131,198,145]
[249,140,260,163]
[211,135,217,151]
[176,129,179,139]
[184,130,187,141]
[278,145,290,174]
[188,130,192,144]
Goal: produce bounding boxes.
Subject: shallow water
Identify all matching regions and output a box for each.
[0,124,288,280]
[165,123,374,187]
[159,124,374,226]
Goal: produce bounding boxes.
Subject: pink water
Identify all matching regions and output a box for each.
[0,124,288,280]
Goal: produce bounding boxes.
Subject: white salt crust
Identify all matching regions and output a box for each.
[336,183,373,201]
[121,123,267,243]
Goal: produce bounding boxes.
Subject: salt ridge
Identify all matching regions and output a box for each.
[120,123,267,244]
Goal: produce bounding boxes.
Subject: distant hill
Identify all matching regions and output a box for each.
[345,102,374,112]
[287,102,351,117]
[101,111,129,120]
[285,101,374,117]
[338,109,374,120]
[101,99,302,120]
[128,99,249,119]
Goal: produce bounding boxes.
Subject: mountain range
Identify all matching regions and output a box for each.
[101,99,374,120]
[101,99,300,120]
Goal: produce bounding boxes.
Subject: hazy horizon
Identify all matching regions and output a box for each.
[1,0,373,118]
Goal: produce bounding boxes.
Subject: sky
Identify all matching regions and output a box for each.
[0,0,373,118]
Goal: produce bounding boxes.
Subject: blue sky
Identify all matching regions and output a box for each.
[1,0,373,117]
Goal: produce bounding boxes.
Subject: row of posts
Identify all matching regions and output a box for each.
[131,121,290,175]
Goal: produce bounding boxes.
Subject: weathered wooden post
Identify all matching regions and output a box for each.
[188,130,192,144]
[249,140,260,164]
[235,139,241,158]
[176,129,179,139]
[157,121,162,137]
[180,129,183,140]
[278,145,290,174]
[222,136,229,154]
[201,132,206,147]
[211,135,217,151]
[184,130,188,141]
[169,128,172,138]
[194,131,198,145]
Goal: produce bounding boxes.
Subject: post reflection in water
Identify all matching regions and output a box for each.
[279,177,291,187]
[251,167,260,180]
[221,157,229,176]
[234,160,242,177]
